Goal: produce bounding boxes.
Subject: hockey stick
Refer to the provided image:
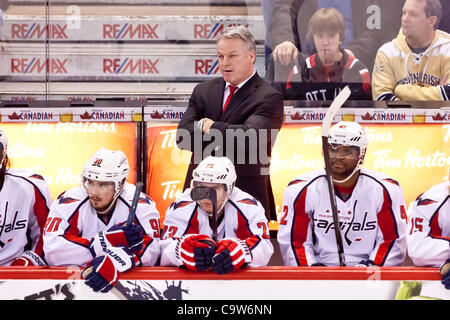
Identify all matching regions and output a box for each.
[190,186,218,241]
[321,85,351,267]
[82,181,144,281]
[126,181,143,226]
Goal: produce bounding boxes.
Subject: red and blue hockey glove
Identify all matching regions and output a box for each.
[83,246,138,293]
[176,234,216,271]
[11,251,47,266]
[440,258,450,290]
[212,238,252,274]
[90,223,145,257]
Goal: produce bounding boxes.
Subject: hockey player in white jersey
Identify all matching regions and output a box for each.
[407,170,450,289]
[43,148,160,293]
[160,156,273,274]
[278,121,407,266]
[0,128,52,266]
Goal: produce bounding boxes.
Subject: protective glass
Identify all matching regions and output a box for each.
[83,179,115,195]
[328,144,360,159]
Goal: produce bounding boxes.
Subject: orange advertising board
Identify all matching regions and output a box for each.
[1,122,137,199]
[146,123,449,225]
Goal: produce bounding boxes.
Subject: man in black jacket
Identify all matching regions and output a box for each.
[176,26,284,221]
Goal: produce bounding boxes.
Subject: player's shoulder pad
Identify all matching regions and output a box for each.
[415,181,449,207]
[362,168,401,188]
[6,168,47,184]
[228,187,263,210]
[286,170,324,189]
[168,189,196,211]
[55,187,85,205]
[122,183,155,206]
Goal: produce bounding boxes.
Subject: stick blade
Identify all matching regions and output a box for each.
[321,86,351,137]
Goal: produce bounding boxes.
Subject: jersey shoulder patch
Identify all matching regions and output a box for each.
[58,196,80,205]
[382,178,400,186]
[170,200,194,210]
[237,198,258,206]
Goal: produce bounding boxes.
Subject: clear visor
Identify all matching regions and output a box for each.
[83,178,115,195]
[328,144,360,160]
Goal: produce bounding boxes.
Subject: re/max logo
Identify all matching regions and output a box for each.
[195,59,219,75]
[11,58,69,74]
[103,58,159,74]
[103,23,159,40]
[194,23,249,39]
[11,23,68,39]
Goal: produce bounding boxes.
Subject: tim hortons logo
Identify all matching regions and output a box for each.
[11,58,68,74]
[103,23,159,39]
[11,23,68,39]
[103,58,159,74]
[194,59,219,75]
[194,23,249,39]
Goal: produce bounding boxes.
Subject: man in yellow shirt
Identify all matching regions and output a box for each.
[372,0,449,101]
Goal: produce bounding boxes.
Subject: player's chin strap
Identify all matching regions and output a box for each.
[0,151,6,170]
[332,154,364,184]
[332,164,361,184]
[96,186,125,216]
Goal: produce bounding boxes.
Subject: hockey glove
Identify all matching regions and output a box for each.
[176,234,216,271]
[90,223,145,257]
[83,246,138,293]
[11,251,47,266]
[440,258,450,290]
[212,238,252,274]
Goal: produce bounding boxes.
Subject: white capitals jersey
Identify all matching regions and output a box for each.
[278,168,408,266]
[407,181,450,267]
[0,169,52,265]
[43,182,160,267]
[160,187,273,268]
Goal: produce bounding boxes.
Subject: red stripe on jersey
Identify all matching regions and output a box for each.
[429,211,450,241]
[245,235,260,250]
[32,186,50,256]
[185,209,200,234]
[235,207,253,240]
[63,210,90,247]
[286,69,294,89]
[374,189,399,265]
[292,188,310,266]
[345,54,355,69]
[361,71,371,92]
[309,54,317,68]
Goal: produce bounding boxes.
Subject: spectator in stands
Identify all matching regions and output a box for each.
[160,156,273,274]
[0,128,52,267]
[176,26,284,221]
[43,148,160,293]
[439,0,449,34]
[372,0,450,101]
[278,121,407,266]
[267,7,371,100]
[407,169,450,289]
[269,0,403,73]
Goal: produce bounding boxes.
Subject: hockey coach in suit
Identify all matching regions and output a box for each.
[176,26,284,221]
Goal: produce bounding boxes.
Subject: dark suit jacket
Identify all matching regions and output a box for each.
[176,72,284,220]
[269,0,403,72]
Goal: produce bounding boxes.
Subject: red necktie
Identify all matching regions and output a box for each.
[222,85,238,112]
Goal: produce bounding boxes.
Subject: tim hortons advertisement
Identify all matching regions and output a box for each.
[1,16,265,41]
[146,123,449,225]
[1,122,137,199]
